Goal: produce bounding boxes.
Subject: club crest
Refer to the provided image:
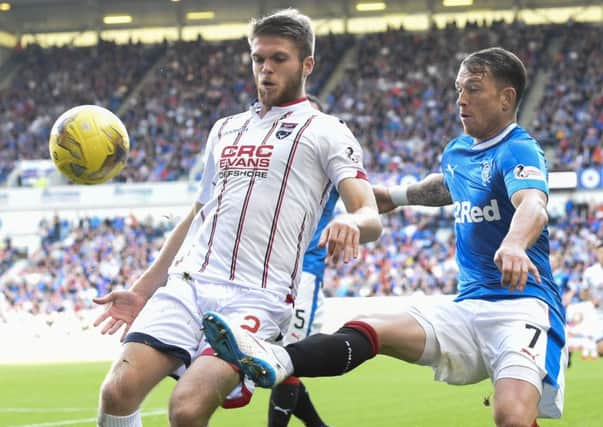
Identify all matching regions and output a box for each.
[276,122,298,140]
[481,159,493,186]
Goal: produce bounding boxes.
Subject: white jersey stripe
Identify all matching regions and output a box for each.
[201,117,251,273]
[261,115,316,288]
[229,119,281,281]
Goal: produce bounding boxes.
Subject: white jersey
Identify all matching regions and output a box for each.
[170,98,367,302]
[582,262,603,311]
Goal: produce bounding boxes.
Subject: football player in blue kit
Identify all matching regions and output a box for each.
[202,47,566,427]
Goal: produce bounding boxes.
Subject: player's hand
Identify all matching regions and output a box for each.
[318,214,360,265]
[493,241,541,292]
[92,290,147,342]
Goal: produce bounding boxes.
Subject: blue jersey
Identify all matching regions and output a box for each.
[302,188,339,278]
[442,123,564,319]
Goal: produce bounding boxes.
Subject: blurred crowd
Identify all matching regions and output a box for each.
[0,40,165,183]
[532,23,603,170]
[0,215,170,319]
[0,199,602,318]
[325,20,552,175]
[0,22,601,185]
[1,21,603,358]
[0,33,352,184]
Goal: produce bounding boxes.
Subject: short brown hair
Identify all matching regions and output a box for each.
[248,8,315,60]
[461,47,527,110]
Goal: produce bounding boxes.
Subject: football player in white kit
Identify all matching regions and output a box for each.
[93,9,382,427]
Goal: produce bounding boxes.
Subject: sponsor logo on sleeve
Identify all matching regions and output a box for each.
[346,146,360,163]
[513,164,545,181]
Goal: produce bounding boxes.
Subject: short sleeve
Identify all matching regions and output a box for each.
[500,139,549,198]
[316,117,368,188]
[196,119,222,204]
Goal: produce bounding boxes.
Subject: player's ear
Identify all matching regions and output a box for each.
[302,56,314,78]
[500,86,516,113]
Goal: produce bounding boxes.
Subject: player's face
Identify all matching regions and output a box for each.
[250,35,314,108]
[455,65,515,141]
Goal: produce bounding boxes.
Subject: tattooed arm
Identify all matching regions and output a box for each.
[373,173,453,214]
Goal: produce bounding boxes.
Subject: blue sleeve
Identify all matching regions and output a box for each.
[500,139,549,198]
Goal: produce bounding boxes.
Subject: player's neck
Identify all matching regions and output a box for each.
[474,119,516,143]
[259,94,307,118]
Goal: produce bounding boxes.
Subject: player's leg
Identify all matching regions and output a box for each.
[99,277,204,426]
[168,355,240,426]
[292,381,329,427]
[477,298,567,426]
[597,339,603,357]
[493,378,540,427]
[268,377,300,427]
[174,287,291,424]
[98,342,182,426]
[269,378,329,427]
[268,272,328,427]
[202,308,430,387]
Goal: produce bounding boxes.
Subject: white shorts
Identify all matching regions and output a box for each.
[407,297,567,419]
[284,271,325,345]
[125,275,292,408]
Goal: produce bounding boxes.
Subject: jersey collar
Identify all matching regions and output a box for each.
[250,97,312,118]
[471,122,518,151]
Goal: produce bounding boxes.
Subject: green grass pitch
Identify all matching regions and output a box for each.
[0,355,601,426]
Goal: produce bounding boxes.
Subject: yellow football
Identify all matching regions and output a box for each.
[49,105,129,184]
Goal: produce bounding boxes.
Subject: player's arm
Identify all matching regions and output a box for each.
[93,202,202,339]
[130,202,202,299]
[319,177,382,264]
[373,173,453,214]
[494,188,546,291]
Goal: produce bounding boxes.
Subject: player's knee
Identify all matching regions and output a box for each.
[100,362,144,413]
[169,392,210,427]
[493,401,536,427]
[100,376,140,414]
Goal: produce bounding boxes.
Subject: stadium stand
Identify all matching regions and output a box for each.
[1,20,602,363]
[325,21,553,176]
[532,22,603,171]
[0,215,172,318]
[0,41,166,184]
[0,34,354,184]
[1,198,601,316]
[4,22,603,186]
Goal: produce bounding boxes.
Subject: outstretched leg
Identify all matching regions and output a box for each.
[202,311,427,387]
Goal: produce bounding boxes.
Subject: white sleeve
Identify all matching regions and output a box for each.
[196,119,222,204]
[316,116,368,188]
